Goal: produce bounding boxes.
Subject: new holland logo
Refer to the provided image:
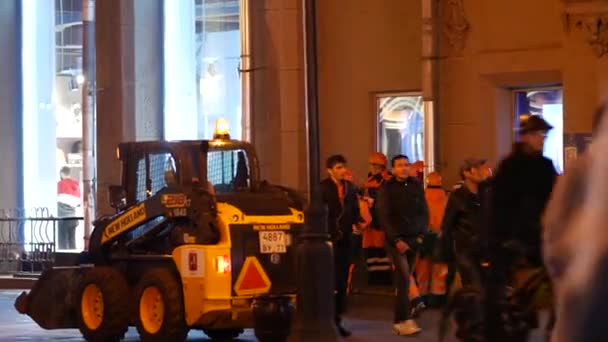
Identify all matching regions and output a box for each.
[101,203,147,243]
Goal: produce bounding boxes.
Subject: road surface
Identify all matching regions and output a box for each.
[0,290,547,341]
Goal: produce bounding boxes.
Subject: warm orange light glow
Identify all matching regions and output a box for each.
[216,255,232,274]
[213,118,231,140]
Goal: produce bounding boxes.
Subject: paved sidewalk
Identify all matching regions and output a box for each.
[0,290,547,341]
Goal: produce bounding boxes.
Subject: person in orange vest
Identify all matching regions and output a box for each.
[361,153,393,286]
[415,171,449,307]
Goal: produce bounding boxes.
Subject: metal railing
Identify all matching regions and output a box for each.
[0,208,83,275]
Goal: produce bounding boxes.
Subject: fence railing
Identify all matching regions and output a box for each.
[0,208,83,275]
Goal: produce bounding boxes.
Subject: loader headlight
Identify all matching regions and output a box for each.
[231,215,239,222]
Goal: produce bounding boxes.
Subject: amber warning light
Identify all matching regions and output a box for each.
[216,255,232,274]
[213,118,231,140]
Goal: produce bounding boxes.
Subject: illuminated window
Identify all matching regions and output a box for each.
[164,0,242,141]
[376,94,425,163]
[513,88,564,173]
[22,0,86,251]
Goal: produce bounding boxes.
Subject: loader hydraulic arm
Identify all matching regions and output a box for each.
[99,188,191,245]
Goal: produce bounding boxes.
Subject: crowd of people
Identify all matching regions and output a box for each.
[319,109,605,339]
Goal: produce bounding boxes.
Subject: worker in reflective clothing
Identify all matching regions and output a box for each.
[320,155,363,337]
[361,153,393,286]
[415,171,448,307]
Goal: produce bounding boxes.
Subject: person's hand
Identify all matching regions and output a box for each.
[396,240,410,254]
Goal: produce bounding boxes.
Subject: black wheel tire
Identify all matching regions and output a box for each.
[255,332,288,342]
[76,267,130,342]
[135,268,188,342]
[203,328,243,340]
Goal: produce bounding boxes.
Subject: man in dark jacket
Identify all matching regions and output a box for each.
[490,115,558,267]
[320,154,361,337]
[485,115,558,341]
[377,154,429,336]
[441,158,487,287]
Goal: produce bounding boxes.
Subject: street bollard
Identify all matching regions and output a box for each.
[288,199,340,342]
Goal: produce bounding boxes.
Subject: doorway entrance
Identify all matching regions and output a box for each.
[513,87,564,173]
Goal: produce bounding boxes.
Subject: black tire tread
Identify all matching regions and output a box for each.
[203,328,243,340]
[77,266,130,342]
[135,268,188,342]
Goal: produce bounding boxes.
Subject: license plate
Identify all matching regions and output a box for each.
[259,231,287,254]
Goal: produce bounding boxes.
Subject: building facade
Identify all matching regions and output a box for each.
[0,0,606,234]
[317,0,608,186]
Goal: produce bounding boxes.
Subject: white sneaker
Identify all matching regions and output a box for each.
[393,319,422,336]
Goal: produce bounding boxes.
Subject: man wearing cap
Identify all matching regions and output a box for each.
[490,115,557,268]
[439,159,487,289]
[485,115,558,340]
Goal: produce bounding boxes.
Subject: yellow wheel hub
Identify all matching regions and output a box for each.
[140,286,164,334]
[81,284,104,330]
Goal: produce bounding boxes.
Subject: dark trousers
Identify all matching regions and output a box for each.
[386,245,416,323]
[448,247,479,288]
[334,241,351,324]
[57,202,77,250]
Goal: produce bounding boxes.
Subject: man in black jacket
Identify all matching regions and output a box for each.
[320,154,361,337]
[441,158,487,287]
[490,115,558,268]
[485,115,558,341]
[377,154,429,336]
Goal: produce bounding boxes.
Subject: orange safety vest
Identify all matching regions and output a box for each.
[415,186,449,296]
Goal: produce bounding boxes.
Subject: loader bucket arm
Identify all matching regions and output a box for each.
[14,267,83,329]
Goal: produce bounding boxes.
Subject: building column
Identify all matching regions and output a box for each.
[96,0,163,215]
[0,0,21,210]
[251,0,308,194]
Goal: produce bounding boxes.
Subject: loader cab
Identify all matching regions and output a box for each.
[110,137,260,209]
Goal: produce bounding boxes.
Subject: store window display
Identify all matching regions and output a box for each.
[376,94,425,162]
[164,0,242,141]
[23,0,85,251]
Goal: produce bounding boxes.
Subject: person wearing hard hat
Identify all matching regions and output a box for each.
[361,153,393,287]
[414,171,449,307]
